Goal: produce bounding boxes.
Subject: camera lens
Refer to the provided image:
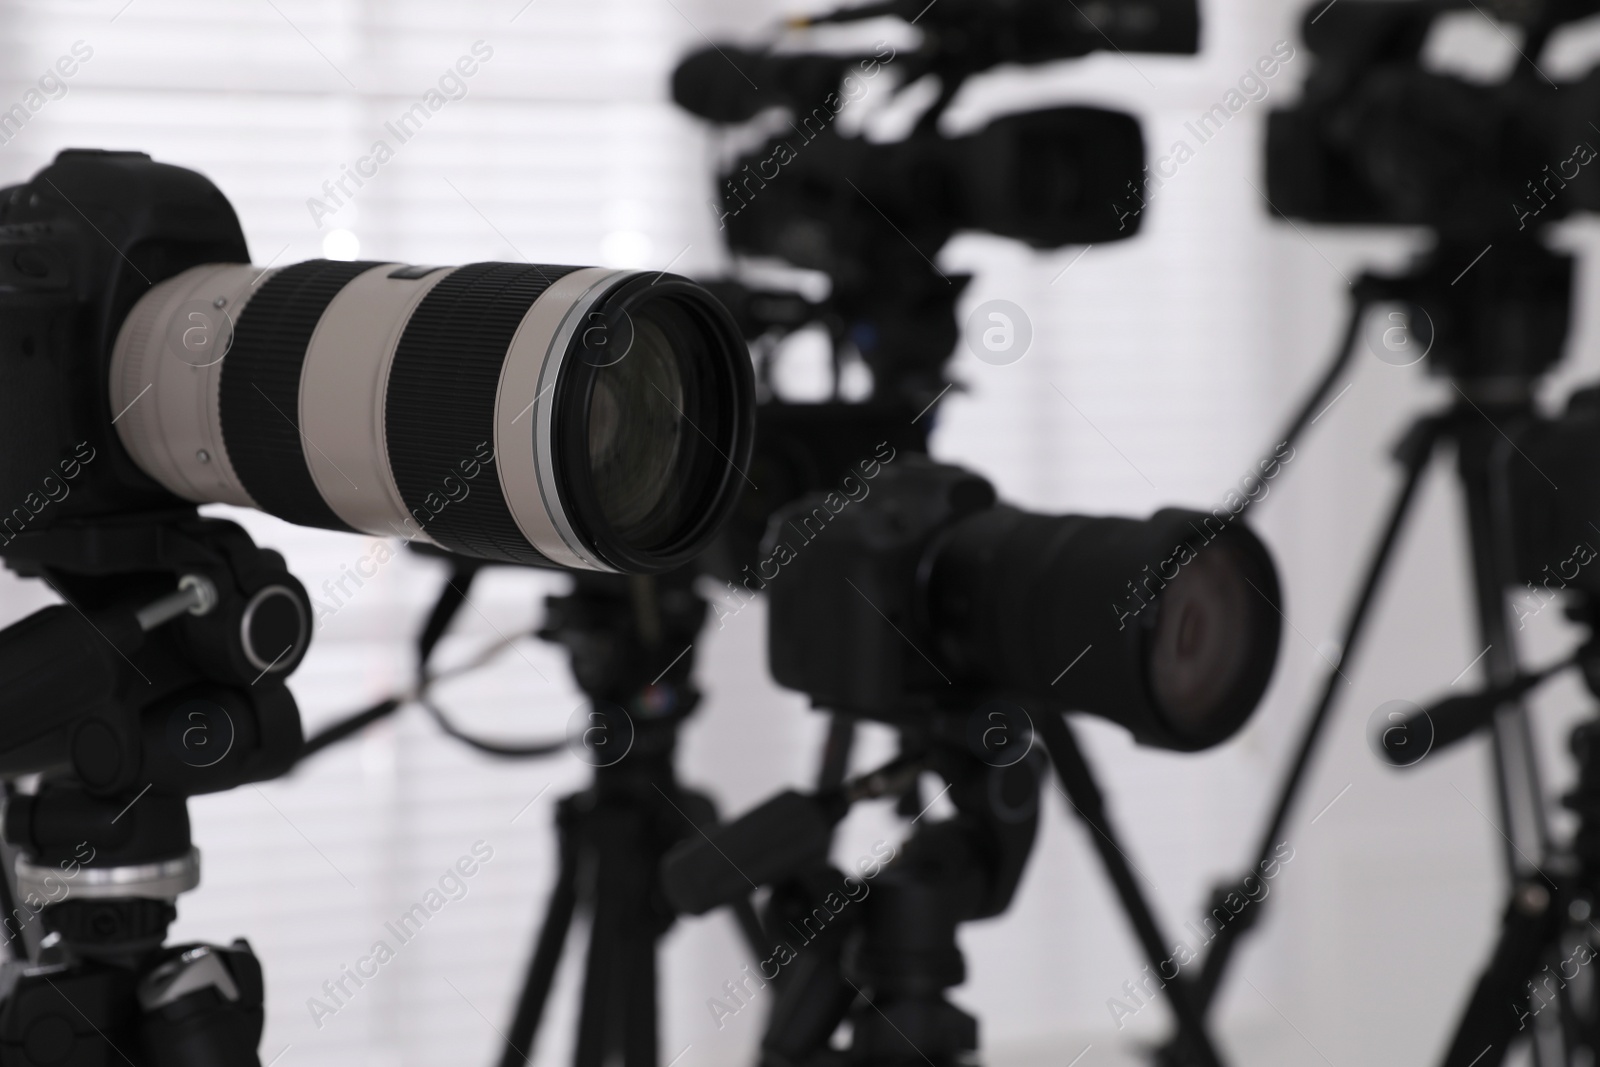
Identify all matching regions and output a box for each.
[927,506,1282,751]
[556,280,744,570]
[1144,537,1262,736]
[588,319,684,540]
[110,261,753,573]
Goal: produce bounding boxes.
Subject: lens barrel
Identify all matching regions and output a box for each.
[926,506,1283,750]
[111,260,753,573]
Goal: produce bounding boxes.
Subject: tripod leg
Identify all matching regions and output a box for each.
[1458,422,1552,872]
[574,803,663,1067]
[1037,713,1225,1067]
[499,808,582,1067]
[573,849,619,1067]
[1438,883,1562,1067]
[1191,416,1439,1012]
[621,880,659,1067]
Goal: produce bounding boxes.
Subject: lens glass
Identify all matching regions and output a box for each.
[1147,539,1261,736]
[585,295,720,553]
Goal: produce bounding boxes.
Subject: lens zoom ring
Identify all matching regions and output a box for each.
[220,259,380,531]
[386,262,583,564]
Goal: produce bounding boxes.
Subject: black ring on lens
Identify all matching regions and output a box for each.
[220,259,379,532]
[387,262,583,565]
[550,273,754,573]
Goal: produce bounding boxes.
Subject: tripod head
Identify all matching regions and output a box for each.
[537,568,708,776]
[1354,237,1573,392]
[662,735,1043,1067]
[0,514,307,886]
[0,512,309,1064]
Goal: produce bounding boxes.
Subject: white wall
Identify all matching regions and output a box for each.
[0,1,1597,1065]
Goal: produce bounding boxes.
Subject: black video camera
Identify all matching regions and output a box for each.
[711,109,1142,404]
[1267,0,1600,239]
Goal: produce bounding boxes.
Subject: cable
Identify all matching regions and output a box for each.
[1234,290,1369,525]
[417,695,569,759]
[295,557,568,766]
[297,697,404,764]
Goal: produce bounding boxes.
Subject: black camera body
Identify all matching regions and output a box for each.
[719,110,1146,270]
[0,149,248,542]
[698,400,928,583]
[714,112,1141,402]
[764,456,985,717]
[764,457,1282,751]
[1507,387,1600,598]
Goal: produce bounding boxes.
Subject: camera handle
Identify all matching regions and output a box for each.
[0,515,313,1067]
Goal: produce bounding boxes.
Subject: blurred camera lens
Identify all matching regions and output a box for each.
[1144,535,1264,737]
[928,506,1283,750]
[111,261,754,573]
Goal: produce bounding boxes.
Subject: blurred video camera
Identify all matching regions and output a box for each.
[1268,0,1600,238]
[1268,0,1600,601]
[672,0,1199,411]
[675,1,1202,585]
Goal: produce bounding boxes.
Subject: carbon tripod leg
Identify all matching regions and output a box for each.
[1037,712,1224,1067]
[1438,882,1562,1067]
[572,801,664,1067]
[621,860,660,1067]
[573,874,618,1067]
[499,801,583,1067]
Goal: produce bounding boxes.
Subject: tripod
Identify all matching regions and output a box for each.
[495,570,735,1067]
[659,708,1043,1067]
[1153,236,1579,1063]
[659,693,1235,1067]
[1430,699,1600,1066]
[0,513,311,1067]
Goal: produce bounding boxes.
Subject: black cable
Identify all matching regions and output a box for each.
[297,697,404,764]
[418,694,568,759]
[1234,291,1369,525]
[419,558,484,664]
[294,556,573,765]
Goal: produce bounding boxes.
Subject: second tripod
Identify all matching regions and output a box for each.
[497,571,739,1067]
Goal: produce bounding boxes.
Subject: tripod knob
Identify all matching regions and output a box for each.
[138,942,265,1067]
